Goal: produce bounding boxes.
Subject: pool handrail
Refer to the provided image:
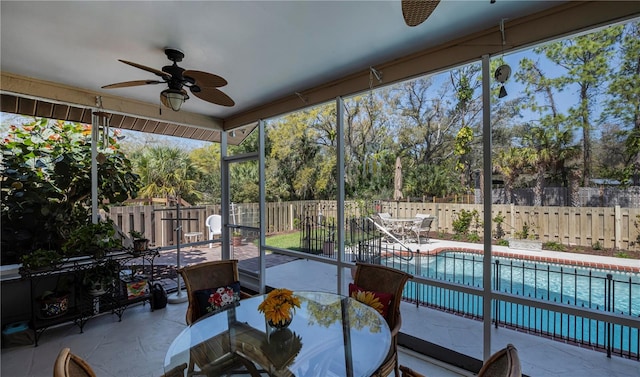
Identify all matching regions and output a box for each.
[367,216,414,261]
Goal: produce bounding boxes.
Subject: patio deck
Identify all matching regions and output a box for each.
[1,239,638,376]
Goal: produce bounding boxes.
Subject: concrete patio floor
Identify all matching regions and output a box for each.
[1,238,638,376]
[0,291,468,377]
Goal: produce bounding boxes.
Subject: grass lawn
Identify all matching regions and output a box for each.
[265,231,301,249]
[264,229,378,250]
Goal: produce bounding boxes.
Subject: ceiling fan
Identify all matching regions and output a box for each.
[402,0,498,27]
[102,48,234,111]
[401,0,441,27]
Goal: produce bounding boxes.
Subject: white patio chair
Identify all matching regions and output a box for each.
[206,214,222,247]
[377,212,396,231]
[378,212,392,223]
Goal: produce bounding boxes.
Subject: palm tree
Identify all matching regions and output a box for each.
[493,147,527,204]
[132,146,202,205]
[521,125,581,206]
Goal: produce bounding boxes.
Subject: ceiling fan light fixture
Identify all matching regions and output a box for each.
[161,88,188,111]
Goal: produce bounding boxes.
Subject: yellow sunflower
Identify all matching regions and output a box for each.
[258,288,301,324]
[351,290,384,315]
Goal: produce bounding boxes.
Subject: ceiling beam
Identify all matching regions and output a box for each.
[223,1,640,130]
[1,71,224,131]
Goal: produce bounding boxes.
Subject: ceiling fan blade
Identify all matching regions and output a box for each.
[119,59,171,79]
[402,0,440,27]
[183,70,228,87]
[102,80,163,89]
[191,87,235,107]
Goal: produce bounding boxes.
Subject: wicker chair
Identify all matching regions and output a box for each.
[353,263,413,377]
[399,365,426,377]
[178,259,251,325]
[477,343,522,377]
[53,348,96,377]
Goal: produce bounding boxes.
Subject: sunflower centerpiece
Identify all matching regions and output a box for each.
[258,288,301,329]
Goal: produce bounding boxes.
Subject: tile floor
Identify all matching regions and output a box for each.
[0,299,468,377]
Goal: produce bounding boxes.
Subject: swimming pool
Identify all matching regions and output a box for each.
[391,251,640,358]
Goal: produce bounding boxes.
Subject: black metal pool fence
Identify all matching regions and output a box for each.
[388,250,639,360]
[298,214,639,360]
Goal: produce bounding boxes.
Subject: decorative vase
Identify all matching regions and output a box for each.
[39,293,69,318]
[132,238,149,253]
[268,313,293,329]
[87,280,106,296]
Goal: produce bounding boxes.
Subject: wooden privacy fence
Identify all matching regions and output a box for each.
[105,201,640,251]
[379,202,640,251]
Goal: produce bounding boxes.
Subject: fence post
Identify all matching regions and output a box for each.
[494,260,500,329]
[510,203,516,239]
[614,205,621,250]
[415,250,421,308]
[605,273,613,358]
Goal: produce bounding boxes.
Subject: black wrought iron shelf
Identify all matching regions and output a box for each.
[20,248,160,346]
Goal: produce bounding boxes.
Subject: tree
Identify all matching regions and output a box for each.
[267,111,325,200]
[536,26,623,185]
[520,124,581,206]
[343,91,396,199]
[190,144,222,204]
[493,147,527,204]
[602,21,640,184]
[1,119,140,261]
[132,146,201,204]
[516,57,581,191]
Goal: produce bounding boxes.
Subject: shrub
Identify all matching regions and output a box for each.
[493,211,505,240]
[467,233,481,243]
[452,209,477,236]
[514,222,536,240]
[543,241,566,252]
[1,119,140,263]
[496,239,509,246]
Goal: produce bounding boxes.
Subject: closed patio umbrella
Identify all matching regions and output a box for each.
[393,156,403,201]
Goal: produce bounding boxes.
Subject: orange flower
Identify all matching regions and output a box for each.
[48,134,61,141]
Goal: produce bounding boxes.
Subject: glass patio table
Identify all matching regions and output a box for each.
[163,291,391,377]
[384,217,419,239]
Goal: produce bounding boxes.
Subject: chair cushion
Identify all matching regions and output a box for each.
[348,283,393,318]
[194,281,241,318]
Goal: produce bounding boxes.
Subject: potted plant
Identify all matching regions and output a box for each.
[232,230,243,246]
[37,274,73,319]
[19,249,65,274]
[81,259,119,296]
[62,220,122,260]
[129,230,149,254]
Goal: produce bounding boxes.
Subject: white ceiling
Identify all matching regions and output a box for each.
[1,1,638,133]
